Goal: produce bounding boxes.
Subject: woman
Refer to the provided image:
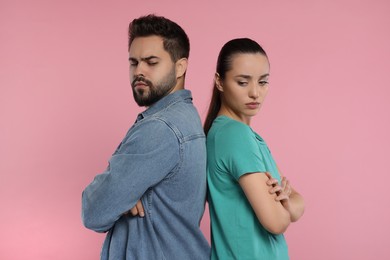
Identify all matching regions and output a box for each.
[205,38,304,260]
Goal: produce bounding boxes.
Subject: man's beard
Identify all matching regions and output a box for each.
[131,68,177,107]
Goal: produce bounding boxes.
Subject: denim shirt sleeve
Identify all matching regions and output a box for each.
[81,118,180,232]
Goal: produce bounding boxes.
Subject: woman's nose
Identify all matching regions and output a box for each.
[249,84,259,99]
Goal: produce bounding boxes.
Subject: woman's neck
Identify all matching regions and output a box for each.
[217,105,251,125]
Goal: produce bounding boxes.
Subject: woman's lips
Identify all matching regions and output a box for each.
[245,102,260,109]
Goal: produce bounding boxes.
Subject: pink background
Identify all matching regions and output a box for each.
[1,0,390,259]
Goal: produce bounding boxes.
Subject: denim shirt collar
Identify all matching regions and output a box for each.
[136,89,192,121]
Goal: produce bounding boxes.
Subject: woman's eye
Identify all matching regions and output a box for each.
[259,81,269,86]
[238,81,248,86]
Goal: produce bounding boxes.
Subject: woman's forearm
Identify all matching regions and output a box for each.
[282,191,305,222]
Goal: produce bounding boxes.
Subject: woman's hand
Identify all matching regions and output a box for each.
[265,172,305,222]
[265,173,291,203]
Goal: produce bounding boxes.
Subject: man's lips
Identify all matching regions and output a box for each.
[134,81,149,89]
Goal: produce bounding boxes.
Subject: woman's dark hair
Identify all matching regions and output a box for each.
[128,14,190,62]
[203,38,268,135]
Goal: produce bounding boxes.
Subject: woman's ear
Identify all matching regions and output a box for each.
[215,73,224,92]
[175,58,188,78]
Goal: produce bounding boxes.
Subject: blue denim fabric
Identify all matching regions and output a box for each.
[82,90,210,259]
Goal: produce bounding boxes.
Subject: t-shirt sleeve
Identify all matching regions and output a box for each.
[215,122,266,180]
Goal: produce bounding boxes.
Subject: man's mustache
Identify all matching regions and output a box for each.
[132,76,153,88]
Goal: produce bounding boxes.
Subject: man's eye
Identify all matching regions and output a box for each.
[148,62,158,66]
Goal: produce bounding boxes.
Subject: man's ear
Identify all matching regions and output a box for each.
[175,58,188,78]
[215,73,224,92]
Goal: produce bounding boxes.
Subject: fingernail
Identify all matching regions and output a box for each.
[140,212,145,217]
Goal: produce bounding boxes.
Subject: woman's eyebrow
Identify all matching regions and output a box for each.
[235,73,269,79]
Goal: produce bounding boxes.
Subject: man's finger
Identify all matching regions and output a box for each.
[130,207,138,216]
[136,200,145,217]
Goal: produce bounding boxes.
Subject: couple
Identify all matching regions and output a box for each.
[82,14,304,260]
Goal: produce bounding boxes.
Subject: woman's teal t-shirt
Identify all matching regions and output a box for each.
[207,116,289,260]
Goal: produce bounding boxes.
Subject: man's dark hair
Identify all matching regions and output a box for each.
[128,14,190,62]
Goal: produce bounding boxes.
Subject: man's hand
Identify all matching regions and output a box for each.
[124,200,145,217]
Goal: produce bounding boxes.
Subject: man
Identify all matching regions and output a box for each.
[82,15,210,259]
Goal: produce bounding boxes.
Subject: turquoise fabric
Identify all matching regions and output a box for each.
[207,115,289,260]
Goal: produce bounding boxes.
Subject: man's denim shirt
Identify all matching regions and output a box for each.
[82,90,210,259]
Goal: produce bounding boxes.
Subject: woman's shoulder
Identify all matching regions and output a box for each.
[209,116,256,149]
[212,116,253,137]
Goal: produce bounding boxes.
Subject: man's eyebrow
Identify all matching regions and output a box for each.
[141,56,160,61]
[128,56,160,62]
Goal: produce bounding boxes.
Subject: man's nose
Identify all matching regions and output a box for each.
[133,62,146,77]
